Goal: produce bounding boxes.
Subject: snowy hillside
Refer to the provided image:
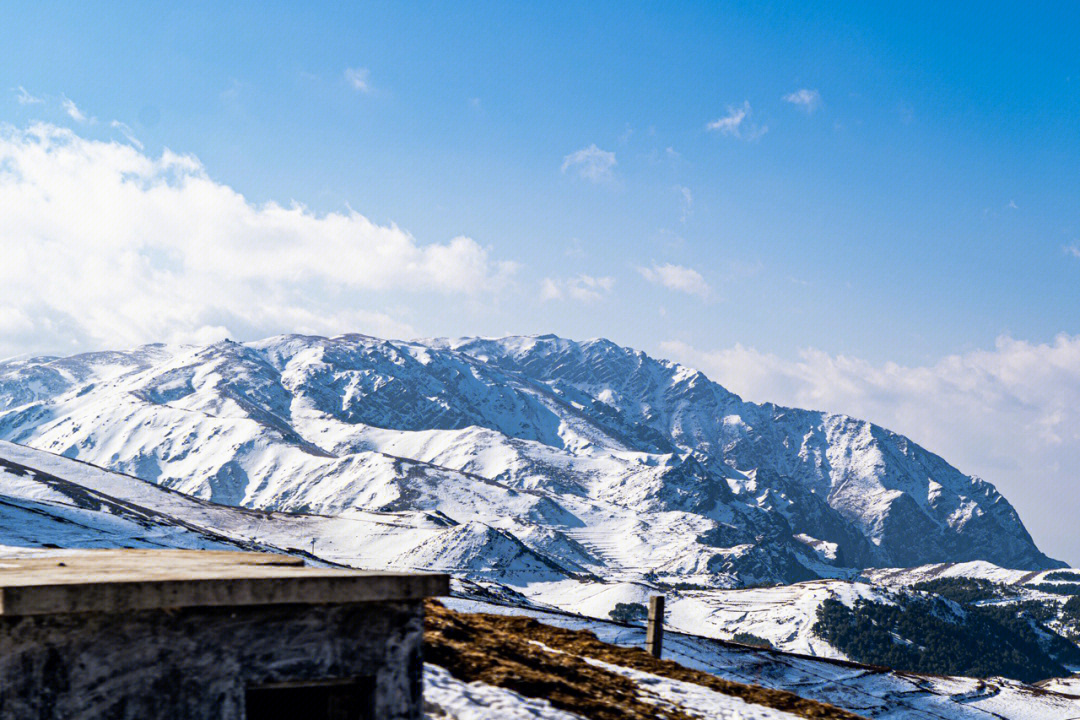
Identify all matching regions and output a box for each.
[0,333,1058,590]
[441,597,1080,720]
[0,440,462,572]
[2,439,1078,714]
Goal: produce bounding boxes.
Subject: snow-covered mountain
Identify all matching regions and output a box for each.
[0,333,1060,591]
[2,438,1076,716]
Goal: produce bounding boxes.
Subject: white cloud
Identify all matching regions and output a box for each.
[707,102,748,134]
[783,88,821,112]
[345,67,371,93]
[659,335,1080,564]
[15,86,43,105]
[0,124,517,356]
[706,101,767,140]
[676,185,693,222]
[1066,245,1080,258]
[540,275,614,303]
[60,96,90,123]
[561,144,616,183]
[0,307,34,335]
[110,120,143,150]
[638,263,710,299]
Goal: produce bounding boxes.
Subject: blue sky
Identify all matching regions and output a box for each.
[4,1,1079,363]
[3,2,1080,560]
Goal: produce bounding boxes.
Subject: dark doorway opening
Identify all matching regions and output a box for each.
[246,678,374,720]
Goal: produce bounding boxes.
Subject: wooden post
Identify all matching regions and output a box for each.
[646,595,664,658]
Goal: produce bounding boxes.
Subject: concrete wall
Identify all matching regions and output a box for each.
[0,600,424,719]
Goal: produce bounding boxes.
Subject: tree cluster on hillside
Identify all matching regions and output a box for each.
[1028,583,1080,596]
[608,602,648,624]
[911,576,1016,604]
[731,632,772,649]
[1063,596,1080,621]
[812,594,1080,683]
[1044,571,1080,583]
[1059,595,1080,640]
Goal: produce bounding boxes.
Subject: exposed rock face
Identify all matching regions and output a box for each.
[0,333,1062,587]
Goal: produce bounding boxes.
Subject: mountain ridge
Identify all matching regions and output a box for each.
[0,332,1061,585]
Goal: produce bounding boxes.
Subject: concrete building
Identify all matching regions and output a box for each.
[0,549,449,719]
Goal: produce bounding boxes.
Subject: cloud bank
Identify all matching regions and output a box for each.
[0,124,516,356]
[661,335,1080,563]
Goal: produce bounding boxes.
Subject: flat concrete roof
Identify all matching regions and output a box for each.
[0,550,449,616]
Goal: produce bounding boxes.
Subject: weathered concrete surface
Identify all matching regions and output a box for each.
[0,550,449,615]
[0,600,425,719]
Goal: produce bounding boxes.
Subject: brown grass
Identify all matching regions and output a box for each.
[424,600,866,720]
